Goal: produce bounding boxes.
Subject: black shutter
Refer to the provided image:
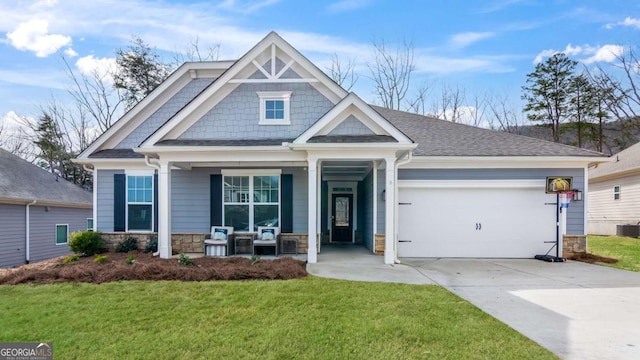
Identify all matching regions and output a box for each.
[210,175,222,227]
[113,173,126,232]
[281,174,293,233]
[153,173,158,232]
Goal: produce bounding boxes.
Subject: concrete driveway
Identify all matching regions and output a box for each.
[403,258,640,360]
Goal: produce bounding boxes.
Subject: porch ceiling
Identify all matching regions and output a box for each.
[321,160,372,181]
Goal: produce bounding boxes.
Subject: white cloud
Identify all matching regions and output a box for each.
[6,19,72,57]
[64,48,78,57]
[75,55,117,83]
[582,44,624,64]
[217,0,280,13]
[450,32,495,48]
[606,16,640,30]
[534,43,622,64]
[327,0,371,13]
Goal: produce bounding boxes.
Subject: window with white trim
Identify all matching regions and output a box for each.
[258,91,291,125]
[223,174,280,231]
[127,175,153,231]
[613,185,621,200]
[56,224,69,245]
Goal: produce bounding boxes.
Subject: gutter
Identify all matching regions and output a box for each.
[393,151,413,264]
[25,200,36,264]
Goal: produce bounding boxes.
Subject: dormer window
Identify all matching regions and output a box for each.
[258,91,291,125]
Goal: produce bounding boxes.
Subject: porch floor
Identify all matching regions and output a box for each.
[308,244,434,284]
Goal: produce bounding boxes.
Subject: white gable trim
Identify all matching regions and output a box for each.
[140,32,348,148]
[77,62,232,159]
[293,93,413,144]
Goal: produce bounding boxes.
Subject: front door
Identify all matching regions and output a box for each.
[332,194,353,242]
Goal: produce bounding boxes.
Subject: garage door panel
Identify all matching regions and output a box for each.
[398,186,556,258]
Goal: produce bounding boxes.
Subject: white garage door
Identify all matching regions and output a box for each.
[397,181,557,258]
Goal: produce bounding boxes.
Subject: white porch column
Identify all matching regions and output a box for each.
[158,160,172,259]
[384,156,396,264]
[307,157,318,263]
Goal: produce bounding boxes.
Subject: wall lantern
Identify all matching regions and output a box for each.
[572,189,583,201]
[381,189,386,201]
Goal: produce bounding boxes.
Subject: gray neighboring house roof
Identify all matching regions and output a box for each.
[372,106,608,157]
[589,141,640,180]
[0,148,92,207]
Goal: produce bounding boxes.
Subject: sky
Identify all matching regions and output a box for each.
[1,0,640,132]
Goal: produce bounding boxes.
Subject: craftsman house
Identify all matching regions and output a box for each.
[74,32,606,263]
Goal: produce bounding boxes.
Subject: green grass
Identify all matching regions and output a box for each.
[0,277,556,359]
[588,235,640,272]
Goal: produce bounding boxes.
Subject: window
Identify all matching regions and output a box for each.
[223,174,280,231]
[87,218,94,231]
[56,224,68,245]
[614,185,621,200]
[258,91,291,125]
[127,175,153,231]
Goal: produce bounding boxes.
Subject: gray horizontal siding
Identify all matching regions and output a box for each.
[29,206,91,262]
[171,168,211,232]
[377,168,386,233]
[0,203,26,268]
[96,169,122,232]
[398,168,586,235]
[286,167,308,233]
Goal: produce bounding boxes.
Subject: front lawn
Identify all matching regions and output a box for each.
[0,278,555,359]
[588,235,640,272]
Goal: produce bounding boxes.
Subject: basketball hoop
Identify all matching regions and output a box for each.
[558,191,574,208]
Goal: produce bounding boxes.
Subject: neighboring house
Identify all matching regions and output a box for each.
[0,148,93,267]
[588,141,640,235]
[74,32,606,264]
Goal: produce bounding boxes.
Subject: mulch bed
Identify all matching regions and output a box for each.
[569,253,619,264]
[0,252,307,285]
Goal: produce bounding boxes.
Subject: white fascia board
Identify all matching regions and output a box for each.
[78,65,196,159]
[0,197,92,208]
[289,142,416,151]
[402,156,611,169]
[136,148,307,163]
[398,179,546,189]
[304,148,400,161]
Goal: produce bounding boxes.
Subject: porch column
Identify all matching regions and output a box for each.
[307,157,318,263]
[384,156,396,264]
[158,160,172,259]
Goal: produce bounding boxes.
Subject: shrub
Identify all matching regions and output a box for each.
[116,237,138,253]
[251,255,260,263]
[69,231,104,256]
[93,255,108,264]
[178,253,193,266]
[145,237,158,253]
[63,255,80,264]
[126,255,136,265]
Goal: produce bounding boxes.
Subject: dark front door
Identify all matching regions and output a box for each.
[332,194,353,242]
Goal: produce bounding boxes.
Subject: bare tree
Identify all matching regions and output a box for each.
[485,93,527,134]
[367,38,415,110]
[406,80,431,115]
[326,53,358,91]
[62,57,123,133]
[432,83,467,123]
[174,36,221,64]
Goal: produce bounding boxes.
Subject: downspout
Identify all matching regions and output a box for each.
[25,200,37,264]
[144,155,161,257]
[394,151,413,264]
[83,164,96,231]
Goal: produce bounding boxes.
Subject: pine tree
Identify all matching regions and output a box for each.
[522,53,577,142]
[567,74,597,148]
[33,113,66,175]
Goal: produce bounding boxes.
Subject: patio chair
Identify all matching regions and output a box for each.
[204,226,234,256]
[253,226,279,256]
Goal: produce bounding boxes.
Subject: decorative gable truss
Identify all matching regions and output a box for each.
[292,93,414,148]
[140,32,348,148]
